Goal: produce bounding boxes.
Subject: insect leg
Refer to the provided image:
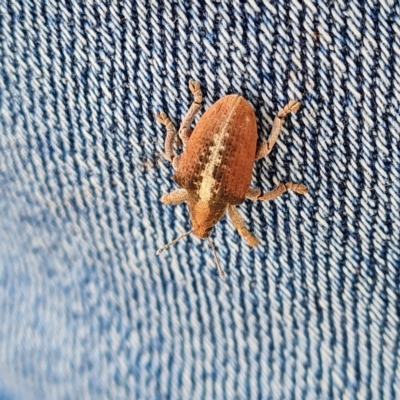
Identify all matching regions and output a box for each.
[178,80,203,145]
[255,100,301,160]
[160,188,188,205]
[254,182,308,201]
[245,187,261,200]
[156,111,179,166]
[228,205,259,247]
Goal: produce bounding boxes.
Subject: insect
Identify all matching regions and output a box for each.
[156,81,307,279]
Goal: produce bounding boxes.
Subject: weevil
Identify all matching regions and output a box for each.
[156,81,307,279]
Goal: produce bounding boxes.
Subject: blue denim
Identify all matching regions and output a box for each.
[0,0,399,399]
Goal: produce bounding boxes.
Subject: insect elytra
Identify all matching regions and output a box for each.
[156,81,307,279]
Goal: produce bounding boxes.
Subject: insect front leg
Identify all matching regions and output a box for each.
[248,182,307,201]
[228,205,259,247]
[255,100,301,160]
[160,188,188,205]
[155,111,181,169]
[178,80,203,145]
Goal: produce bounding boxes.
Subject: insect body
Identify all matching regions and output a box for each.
[156,81,307,279]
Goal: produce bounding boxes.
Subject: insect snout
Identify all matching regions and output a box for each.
[192,225,213,239]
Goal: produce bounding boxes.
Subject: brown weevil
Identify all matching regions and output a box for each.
[156,81,307,279]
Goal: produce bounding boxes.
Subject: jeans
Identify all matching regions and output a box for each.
[0,0,399,399]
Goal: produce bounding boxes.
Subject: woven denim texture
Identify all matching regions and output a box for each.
[0,0,399,399]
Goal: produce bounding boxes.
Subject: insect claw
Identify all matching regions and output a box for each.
[246,234,259,247]
[189,80,200,93]
[155,111,167,124]
[287,100,301,112]
[285,182,308,195]
[278,100,301,118]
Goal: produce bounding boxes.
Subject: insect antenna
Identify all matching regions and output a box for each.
[156,230,193,255]
[208,238,225,280]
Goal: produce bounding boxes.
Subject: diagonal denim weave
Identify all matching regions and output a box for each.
[0,0,400,399]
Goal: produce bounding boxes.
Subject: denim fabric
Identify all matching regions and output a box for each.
[0,0,399,399]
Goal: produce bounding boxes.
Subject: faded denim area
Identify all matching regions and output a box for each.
[0,0,399,399]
